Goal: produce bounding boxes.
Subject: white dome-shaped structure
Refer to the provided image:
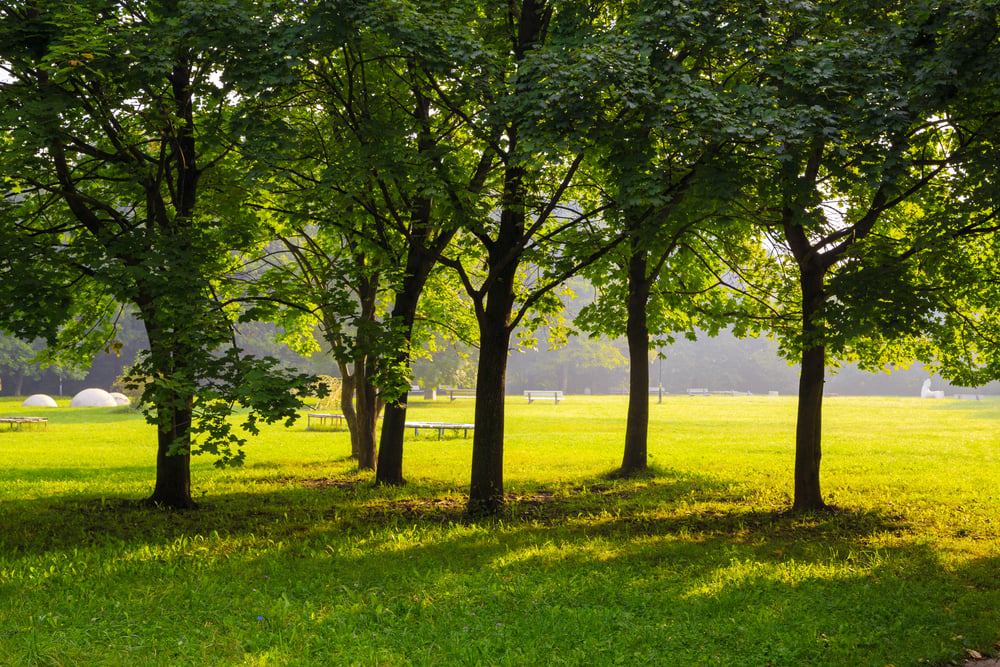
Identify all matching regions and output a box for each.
[22,394,58,407]
[109,392,131,406]
[70,388,118,408]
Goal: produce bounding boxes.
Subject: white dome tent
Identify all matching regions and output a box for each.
[69,388,118,408]
[22,394,58,407]
[109,392,131,406]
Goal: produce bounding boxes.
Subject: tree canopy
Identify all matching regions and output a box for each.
[3,0,999,516]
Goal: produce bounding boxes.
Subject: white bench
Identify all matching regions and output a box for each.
[448,389,476,401]
[687,388,709,396]
[0,417,48,431]
[306,413,345,430]
[404,421,474,440]
[524,390,563,404]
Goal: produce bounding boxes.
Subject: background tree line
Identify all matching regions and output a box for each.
[2,0,999,516]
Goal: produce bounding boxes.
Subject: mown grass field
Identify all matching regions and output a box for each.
[1,394,998,666]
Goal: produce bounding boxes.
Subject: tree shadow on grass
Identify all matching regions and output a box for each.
[0,465,902,561]
[2,475,997,666]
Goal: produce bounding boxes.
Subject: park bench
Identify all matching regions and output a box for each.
[953,393,984,400]
[0,417,48,431]
[404,421,475,440]
[524,390,564,404]
[448,388,477,401]
[306,413,345,430]
[687,388,709,396]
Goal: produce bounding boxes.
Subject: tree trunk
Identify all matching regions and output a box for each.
[467,171,521,519]
[339,368,359,459]
[465,0,547,518]
[793,266,827,511]
[144,401,195,509]
[138,304,196,510]
[355,361,379,471]
[621,246,650,475]
[376,289,422,485]
[468,313,513,518]
[376,197,442,485]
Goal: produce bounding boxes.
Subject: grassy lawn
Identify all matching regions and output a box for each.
[1,394,998,666]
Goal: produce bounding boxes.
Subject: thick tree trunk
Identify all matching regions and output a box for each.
[793,266,827,511]
[465,0,546,518]
[355,366,379,471]
[467,175,521,518]
[468,315,513,518]
[377,401,406,484]
[138,305,196,509]
[376,294,420,485]
[376,221,438,485]
[621,247,650,475]
[145,402,195,509]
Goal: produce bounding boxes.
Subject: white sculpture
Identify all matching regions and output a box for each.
[22,394,58,407]
[70,388,118,407]
[920,379,945,399]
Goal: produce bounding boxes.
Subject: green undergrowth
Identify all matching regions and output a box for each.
[1,395,998,665]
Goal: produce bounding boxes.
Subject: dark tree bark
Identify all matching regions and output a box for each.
[621,244,651,475]
[792,265,827,511]
[376,87,458,484]
[146,403,195,508]
[376,242,434,485]
[468,282,516,518]
[354,278,382,471]
[136,302,198,509]
[355,365,379,470]
[338,368,359,459]
[467,153,525,518]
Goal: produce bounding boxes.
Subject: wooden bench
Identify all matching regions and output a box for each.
[306,413,345,430]
[0,417,48,431]
[524,390,564,404]
[404,421,474,440]
[448,389,476,401]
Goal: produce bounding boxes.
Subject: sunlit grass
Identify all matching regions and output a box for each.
[1,394,998,665]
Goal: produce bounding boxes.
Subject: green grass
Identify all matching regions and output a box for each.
[1,394,998,666]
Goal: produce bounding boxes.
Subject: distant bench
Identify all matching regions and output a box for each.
[524,390,564,404]
[687,388,709,396]
[306,413,345,430]
[404,421,474,440]
[448,389,477,401]
[0,417,48,431]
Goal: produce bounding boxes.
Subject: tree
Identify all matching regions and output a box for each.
[238,1,492,478]
[0,1,314,508]
[429,0,625,517]
[734,0,1000,510]
[545,2,760,476]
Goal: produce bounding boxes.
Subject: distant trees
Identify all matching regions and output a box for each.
[0,335,87,396]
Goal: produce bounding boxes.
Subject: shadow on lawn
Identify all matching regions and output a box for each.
[2,465,905,562]
[2,474,997,666]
